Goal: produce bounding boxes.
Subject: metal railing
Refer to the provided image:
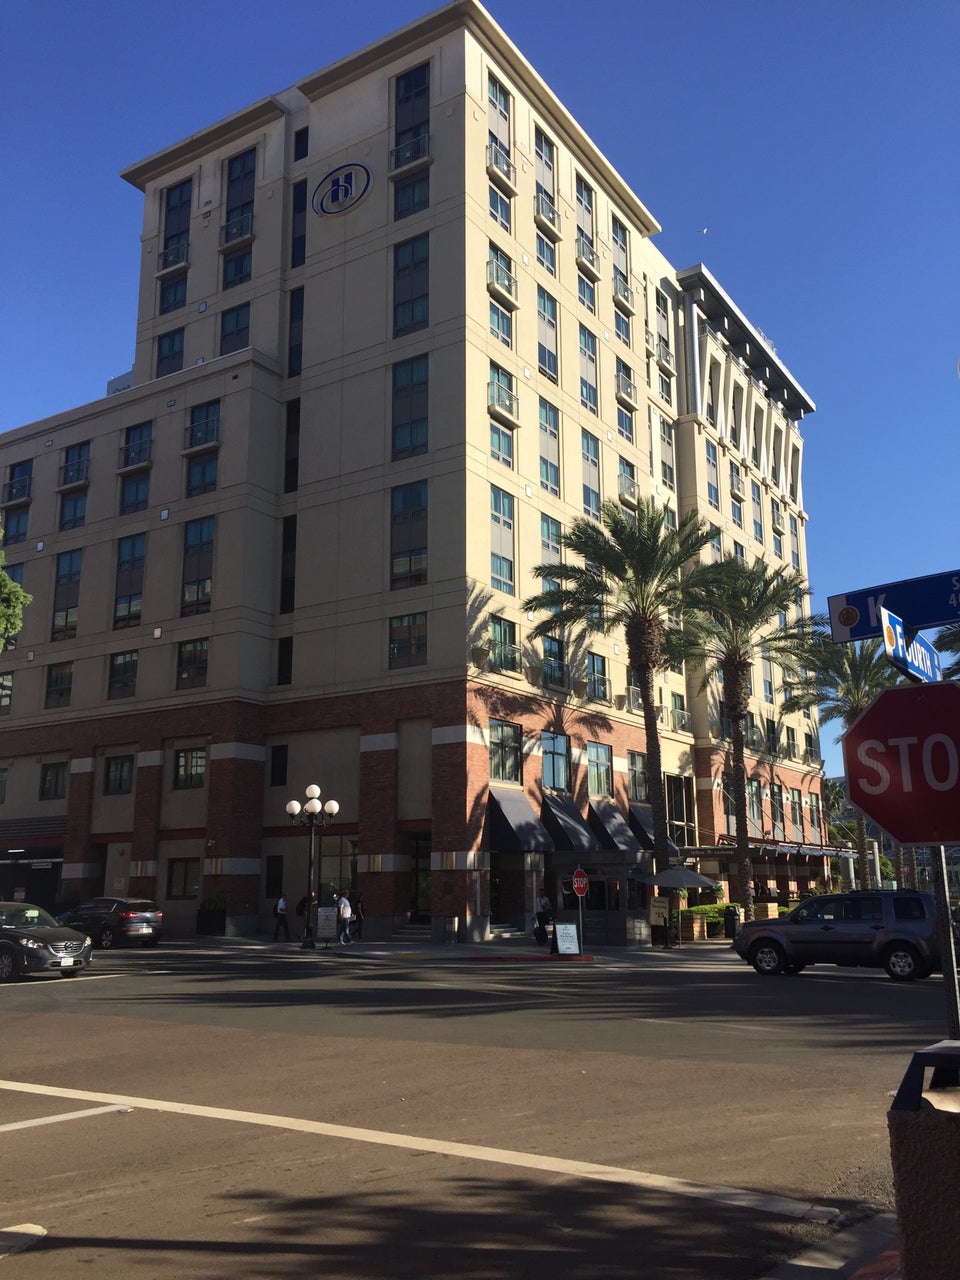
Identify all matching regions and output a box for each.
[183,420,221,451]
[58,458,89,487]
[616,371,637,404]
[575,233,599,273]
[613,276,635,309]
[486,259,517,299]
[534,191,561,233]
[157,241,188,272]
[490,641,522,673]
[542,657,569,688]
[2,477,31,503]
[586,673,610,702]
[118,440,152,469]
[486,142,516,186]
[219,211,254,246]
[488,381,518,419]
[390,134,430,170]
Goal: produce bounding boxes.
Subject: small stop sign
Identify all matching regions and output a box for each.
[572,868,589,897]
[842,682,960,845]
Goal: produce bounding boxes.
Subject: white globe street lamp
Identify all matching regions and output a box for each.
[285,785,340,949]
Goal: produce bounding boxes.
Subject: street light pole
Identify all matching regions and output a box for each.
[285,785,340,950]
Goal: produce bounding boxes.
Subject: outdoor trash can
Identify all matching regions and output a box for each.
[888,1039,960,1280]
[723,905,741,938]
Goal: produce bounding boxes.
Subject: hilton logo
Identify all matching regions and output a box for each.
[312,163,372,216]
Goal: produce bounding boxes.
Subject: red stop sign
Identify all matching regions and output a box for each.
[842,682,960,844]
[572,869,589,897]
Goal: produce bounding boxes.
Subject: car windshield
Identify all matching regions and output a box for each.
[0,904,60,929]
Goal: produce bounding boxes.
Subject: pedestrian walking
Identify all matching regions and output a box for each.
[534,891,552,946]
[352,894,365,941]
[273,892,291,942]
[337,888,352,944]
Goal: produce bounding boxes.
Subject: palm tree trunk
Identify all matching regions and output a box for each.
[637,662,670,874]
[909,846,920,891]
[894,845,905,891]
[728,701,755,923]
[855,812,871,889]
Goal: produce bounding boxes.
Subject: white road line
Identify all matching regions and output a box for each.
[0,1104,126,1133]
[0,1077,838,1224]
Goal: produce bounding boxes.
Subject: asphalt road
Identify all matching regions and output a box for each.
[1,941,947,1279]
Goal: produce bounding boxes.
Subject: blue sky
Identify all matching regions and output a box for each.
[2,0,957,774]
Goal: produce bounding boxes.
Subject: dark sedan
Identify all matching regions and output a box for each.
[58,897,163,949]
[0,902,93,980]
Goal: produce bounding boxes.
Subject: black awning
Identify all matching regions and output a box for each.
[628,804,680,858]
[540,794,596,853]
[589,801,641,853]
[487,786,554,853]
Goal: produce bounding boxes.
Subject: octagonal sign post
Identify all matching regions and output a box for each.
[842,683,960,845]
[843,681,960,1036]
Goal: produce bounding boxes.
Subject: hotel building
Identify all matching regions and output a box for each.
[0,0,825,941]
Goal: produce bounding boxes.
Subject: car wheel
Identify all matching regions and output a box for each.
[782,961,807,975]
[884,943,923,981]
[0,947,18,982]
[98,927,117,950]
[750,940,786,975]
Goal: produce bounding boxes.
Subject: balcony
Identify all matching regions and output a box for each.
[117,440,152,470]
[542,657,569,690]
[490,641,522,674]
[804,749,824,768]
[613,276,635,313]
[745,726,764,752]
[156,241,188,274]
[57,458,90,489]
[219,211,254,249]
[729,471,745,500]
[486,142,517,193]
[645,326,657,354]
[534,191,561,238]
[488,381,519,425]
[616,371,638,409]
[671,708,692,733]
[618,473,638,509]
[183,420,221,452]
[486,259,518,307]
[626,686,643,714]
[587,673,610,703]
[2,477,31,505]
[656,339,675,373]
[575,233,601,281]
[389,133,431,172]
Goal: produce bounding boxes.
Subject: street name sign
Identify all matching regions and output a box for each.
[842,683,960,844]
[829,569,960,643]
[880,607,943,683]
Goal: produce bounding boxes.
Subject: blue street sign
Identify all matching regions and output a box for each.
[880,607,943,683]
[828,570,960,642]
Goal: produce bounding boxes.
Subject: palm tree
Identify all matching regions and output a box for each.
[685,556,821,921]
[521,497,715,873]
[934,620,960,680]
[782,634,895,892]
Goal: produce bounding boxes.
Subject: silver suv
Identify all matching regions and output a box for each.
[732,890,942,981]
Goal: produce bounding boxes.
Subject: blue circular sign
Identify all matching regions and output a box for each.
[312,163,372,216]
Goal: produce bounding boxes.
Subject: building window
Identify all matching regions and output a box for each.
[114,533,145,628]
[579,324,598,414]
[167,858,201,899]
[391,481,428,588]
[488,185,511,232]
[59,491,86,531]
[120,421,152,469]
[394,62,430,166]
[627,750,648,802]
[269,744,289,787]
[187,399,220,450]
[536,233,555,275]
[809,792,821,834]
[107,650,138,699]
[104,755,134,796]
[3,508,28,546]
[539,398,560,496]
[45,662,72,709]
[0,672,12,716]
[489,300,512,347]
[541,731,570,791]
[119,473,149,515]
[288,287,304,376]
[706,440,719,508]
[489,719,521,783]
[293,127,309,161]
[540,513,561,559]
[156,328,184,378]
[393,234,429,336]
[490,422,513,468]
[176,638,208,689]
[752,480,764,543]
[291,179,307,268]
[790,514,800,569]
[490,615,519,672]
[224,147,256,241]
[160,274,187,314]
[587,741,612,796]
[614,311,631,347]
[537,287,558,381]
[279,515,296,614]
[577,274,595,313]
[617,407,634,445]
[582,429,600,519]
[284,399,300,493]
[490,486,514,594]
[220,304,250,356]
[277,636,293,685]
[587,652,609,702]
[392,354,428,459]
[389,612,427,668]
[161,177,191,268]
[173,747,206,791]
[186,453,218,497]
[52,549,82,641]
[181,516,214,615]
[660,416,675,490]
[39,762,68,801]
[394,172,429,220]
[223,248,252,289]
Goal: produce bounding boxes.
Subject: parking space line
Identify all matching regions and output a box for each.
[0,1104,126,1133]
[0,1077,839,1224]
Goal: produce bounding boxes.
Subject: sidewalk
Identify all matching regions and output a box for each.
[756,1214,900,1279]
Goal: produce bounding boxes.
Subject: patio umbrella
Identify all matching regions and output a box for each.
[642,865,718,890]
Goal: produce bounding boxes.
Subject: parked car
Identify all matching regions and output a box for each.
[732,890,942,981]
[57,897,163,949]
[0,901,93,980]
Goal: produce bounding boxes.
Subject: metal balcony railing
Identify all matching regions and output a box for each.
[486,142,516,187]
[118,440,152,469]
[488,381,518,420]
[490,641,522,674]
[2,477,31,504]
[534,191,561,235]
[542,657,569,688]
[157,241,189,272]
[486,259,517,300]
[58,458,90,488]
[390,133,430,170]
[219,211,254,247]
